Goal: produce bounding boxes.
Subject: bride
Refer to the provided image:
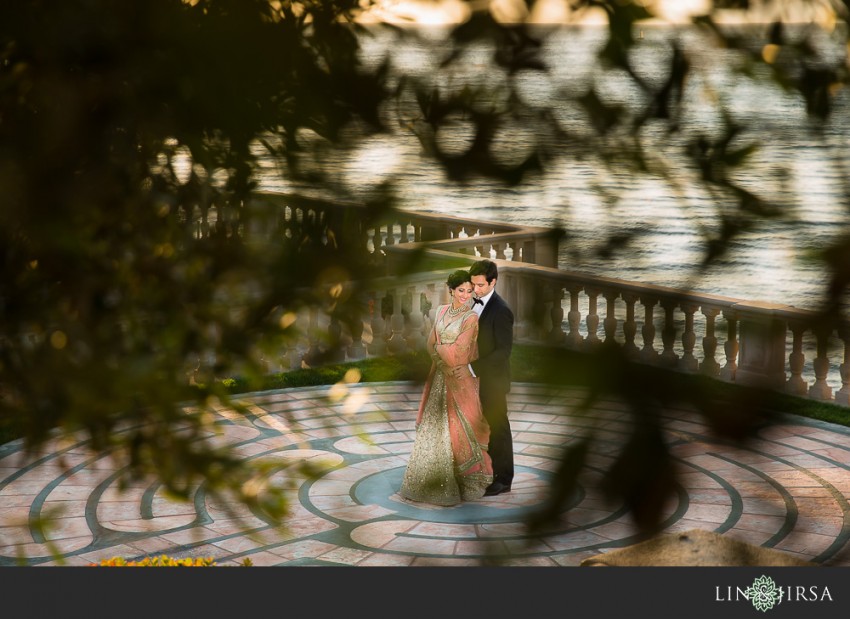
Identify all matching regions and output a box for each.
[399,269,493,505]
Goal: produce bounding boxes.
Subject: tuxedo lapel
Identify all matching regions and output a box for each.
[480,292,500,322]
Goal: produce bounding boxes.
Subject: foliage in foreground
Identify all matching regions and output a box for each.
[3,0,850,534]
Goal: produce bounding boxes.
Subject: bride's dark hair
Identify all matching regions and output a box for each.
[446,269,471,290]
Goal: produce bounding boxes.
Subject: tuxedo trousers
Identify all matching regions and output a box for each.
[479,385,513,485]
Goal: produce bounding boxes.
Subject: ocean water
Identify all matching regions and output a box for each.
[261,24,850,315]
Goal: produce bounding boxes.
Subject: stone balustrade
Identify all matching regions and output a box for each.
[244,192,561,270]
[187,192,850,408]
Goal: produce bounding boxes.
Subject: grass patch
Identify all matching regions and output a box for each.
[219,352,433,395]
[2,344,847,449]
[217,343,849,430]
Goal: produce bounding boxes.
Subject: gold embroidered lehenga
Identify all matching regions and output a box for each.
[399,303,493,506]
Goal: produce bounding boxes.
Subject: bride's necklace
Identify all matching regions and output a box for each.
[447,303,468,317]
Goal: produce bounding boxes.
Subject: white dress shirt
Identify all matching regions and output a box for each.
[473,289,494,316]
[469,289,495,376]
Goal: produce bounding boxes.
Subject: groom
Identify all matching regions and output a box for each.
[454,259,514,496]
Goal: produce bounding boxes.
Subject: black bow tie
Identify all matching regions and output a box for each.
[473,298,483,306]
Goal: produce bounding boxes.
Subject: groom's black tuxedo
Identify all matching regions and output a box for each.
[470,291,514,487]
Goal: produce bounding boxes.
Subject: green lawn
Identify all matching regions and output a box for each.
[2,343,847,448]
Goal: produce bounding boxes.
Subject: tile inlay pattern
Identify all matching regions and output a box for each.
[2,382,849,566]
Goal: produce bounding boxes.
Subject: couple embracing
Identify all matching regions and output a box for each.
[400,259,514,506]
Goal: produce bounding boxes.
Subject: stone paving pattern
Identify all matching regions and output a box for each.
[2,381,849,567]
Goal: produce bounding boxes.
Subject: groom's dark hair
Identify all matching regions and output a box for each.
[469,259,498,283]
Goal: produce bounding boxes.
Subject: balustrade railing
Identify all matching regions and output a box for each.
[187,193,850,410]
[239,192,560,269]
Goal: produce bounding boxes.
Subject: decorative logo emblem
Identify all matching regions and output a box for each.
[744,575,783,612]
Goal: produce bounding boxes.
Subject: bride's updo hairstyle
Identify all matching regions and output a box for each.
[446,269,471,290]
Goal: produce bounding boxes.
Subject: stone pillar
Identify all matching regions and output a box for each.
[680,303,699,372]
[532,232,559,268]
[371,226,382,255]
[405,285,425,352]
[808,326,834,401]
[549,284,566,344]
[583,288,601,350]
[522,240,536,264]
[504,274,524,339]
[640,297,660,363]
[835,326,850,406]
[347,306,367,361]
[603,291,619,346]
[386,288,407,355]
[720,310,738,382]
[367,290,387,356]
[566,285,583,350]
[303,306,322,367]
[785,321,808,396]
[659,300,679,368]
[699,306,721,376]
[732,303,788,389]
[327,312,346,363]
[622,293,640,358]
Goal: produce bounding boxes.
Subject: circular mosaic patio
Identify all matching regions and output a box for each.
[1,381,849,566]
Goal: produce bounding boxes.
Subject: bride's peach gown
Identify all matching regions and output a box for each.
[399,303,493,506]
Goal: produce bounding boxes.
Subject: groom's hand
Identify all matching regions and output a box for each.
[450,365,471,379]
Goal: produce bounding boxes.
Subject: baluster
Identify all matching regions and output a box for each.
[527,279,546,341]
[303,306,322,367]
[522,240,535,264]
[835,326,850,405]
[347,300,367,360]
[622,293,640,358]
[385,223,395,246]
[421,284,437,342]
[583,288,601,349]
[372,226,382,254]
[494,243,506,260]
[475,243,487,259]
[602,291,619,346]
[680,303,699,372]
[359,218,370,256]
[283,312,306,370]
[639,297,660,363]
[400,221,410,243]
[549,284,566,344]
[512,275,532,340]
[659,300,679,368]
[327,312,345,363]
[367,291,387,356]
[785,321,807,396]
[699,306,721,376]
[720,311,738,381]
[566,285,583,349]
[387,288,408,355]
[405,286,425,351]
[809,326,833,401]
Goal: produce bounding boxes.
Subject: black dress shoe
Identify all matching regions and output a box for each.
[484,481,511,496]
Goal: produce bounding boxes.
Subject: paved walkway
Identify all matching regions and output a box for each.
[2,381,850,566]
